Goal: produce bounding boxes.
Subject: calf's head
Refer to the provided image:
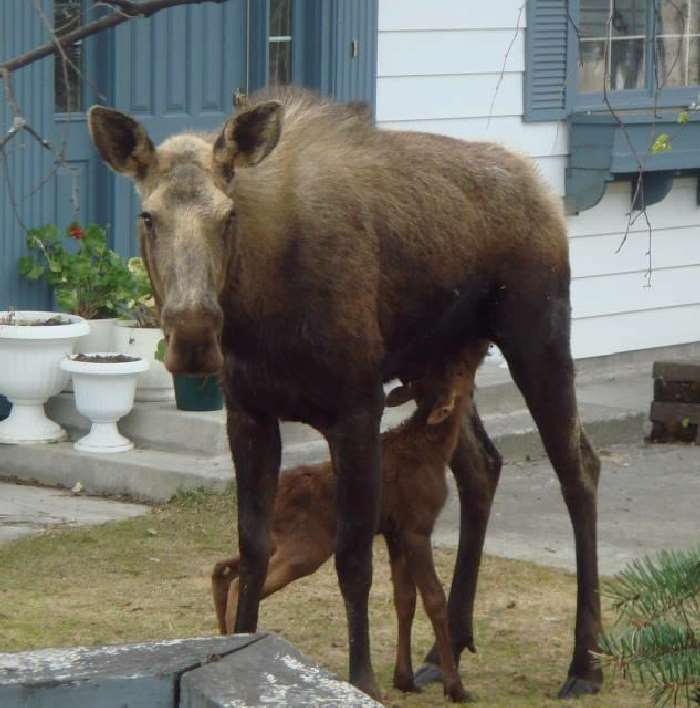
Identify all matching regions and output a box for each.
[87,102,283,375]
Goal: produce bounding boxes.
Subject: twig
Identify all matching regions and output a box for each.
[487,3,524,129]
[1,0,229,74]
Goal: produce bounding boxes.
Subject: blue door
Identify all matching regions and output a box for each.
[109,0,248,255]
[1,0,377,309]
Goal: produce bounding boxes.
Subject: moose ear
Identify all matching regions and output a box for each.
[213,100,283,173]
[88,106,156,179]
[386,383,414,408]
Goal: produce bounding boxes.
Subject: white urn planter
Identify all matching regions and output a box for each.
[113,322,174,402]
[79,318,116,353]
[61,354,149,453]
[0,311,89,444]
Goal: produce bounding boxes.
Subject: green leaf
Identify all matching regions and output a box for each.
[650,133,672,154]
[678,110,689,125]
[154,338,167,362]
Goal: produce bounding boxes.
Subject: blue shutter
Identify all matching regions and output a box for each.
[0,1,54,309]
[525,0,571,121]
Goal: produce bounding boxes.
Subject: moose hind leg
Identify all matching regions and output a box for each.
[416,406,501,686]
[499,299,603,699]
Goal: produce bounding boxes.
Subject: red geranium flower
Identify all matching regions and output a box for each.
[68,224,84,240]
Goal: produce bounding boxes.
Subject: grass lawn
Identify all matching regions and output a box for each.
[0,486,646,706]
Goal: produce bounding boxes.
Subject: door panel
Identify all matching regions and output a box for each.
[110,1,248,256]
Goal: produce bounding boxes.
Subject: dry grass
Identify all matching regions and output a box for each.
[0,486,646,706]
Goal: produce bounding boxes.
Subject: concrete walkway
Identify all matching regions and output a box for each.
[0,482,148,544]
[434,441,700,575]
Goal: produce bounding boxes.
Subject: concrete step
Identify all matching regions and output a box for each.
[46,393,327,456]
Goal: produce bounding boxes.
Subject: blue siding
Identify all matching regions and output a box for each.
[0,0,54,309]
[110,1,248,257]
[1,0,378,310]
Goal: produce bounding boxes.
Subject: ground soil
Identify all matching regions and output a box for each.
[0,486,648,706]
[72,354,141,363]
[0,315,72,326]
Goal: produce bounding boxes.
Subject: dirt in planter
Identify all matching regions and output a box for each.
[0,315,72,326]
[72,354,141,363]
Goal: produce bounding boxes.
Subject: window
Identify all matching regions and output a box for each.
[579,0,646,92]
[268,0,292,85]
[525,0,700,120]
[54,0,84,113]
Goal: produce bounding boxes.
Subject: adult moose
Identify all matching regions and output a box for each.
[88,87,602,700]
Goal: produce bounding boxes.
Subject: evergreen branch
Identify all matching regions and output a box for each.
[603,548,700,626]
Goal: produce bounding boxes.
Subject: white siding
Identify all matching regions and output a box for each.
[375,1,700,359]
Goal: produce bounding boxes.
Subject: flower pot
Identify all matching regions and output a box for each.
[63,318,119,393]
[0,311,89,444]
[61,353,149,453]
[0,395,10,421]
[79,318,116,353]
[113,322,174,402]
[174,374,224,411]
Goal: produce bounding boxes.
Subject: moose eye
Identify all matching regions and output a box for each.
[139,212,153,230]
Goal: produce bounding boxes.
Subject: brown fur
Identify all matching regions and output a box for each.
[88,87,602,699]
[212,345,486,702]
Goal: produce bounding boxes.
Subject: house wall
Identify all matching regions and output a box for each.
[375,0,700,359]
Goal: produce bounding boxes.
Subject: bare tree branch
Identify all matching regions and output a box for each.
[1,0,229,75]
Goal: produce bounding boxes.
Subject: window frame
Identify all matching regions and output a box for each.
[570,0,700,112]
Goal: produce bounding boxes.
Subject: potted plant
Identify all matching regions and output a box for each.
[60,353,149,453]
[113,258,174,402]
[18,223,140,353]
[0,309,89,444]
[154,338,224,411]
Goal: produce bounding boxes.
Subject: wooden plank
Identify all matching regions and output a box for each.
[571,303,700,359]
[652,361,700,382]
[650,400,700,424]
[569,226,700,279]
[571,265,700,320]
[654,378,700,403]
[378,30,524,77]
[376,116,568,157]
[378,0,526,31]
[375,73,522,121]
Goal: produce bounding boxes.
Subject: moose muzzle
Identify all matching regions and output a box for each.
[161,305,224,376]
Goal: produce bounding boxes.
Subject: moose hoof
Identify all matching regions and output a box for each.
[557,676,602,699]
[414,661,442,687]
[445,682,474,703]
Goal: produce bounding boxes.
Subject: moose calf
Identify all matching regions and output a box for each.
[212,345,486,702]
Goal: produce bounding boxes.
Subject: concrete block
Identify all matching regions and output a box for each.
[0,635,263,708]
[180,634,380,708]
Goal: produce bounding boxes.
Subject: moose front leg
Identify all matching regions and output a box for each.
[327,387,384,699]
[227,408,281,633]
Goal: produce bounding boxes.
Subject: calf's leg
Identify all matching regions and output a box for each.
[327,387,384,699]
[227,408,281,633]
[403,530,469,703]
[416,406,501,685]
[223,547,331,633]
[212,557,240,634]
[384,532,419,693]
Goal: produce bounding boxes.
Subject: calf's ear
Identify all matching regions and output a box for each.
[213,101,283,175]
[386,383,415,407]
[88,106,156,180]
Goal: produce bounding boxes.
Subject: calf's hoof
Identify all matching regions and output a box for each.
[393,673,422,694]
[414,661,442,687]
[557,676,602,699]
